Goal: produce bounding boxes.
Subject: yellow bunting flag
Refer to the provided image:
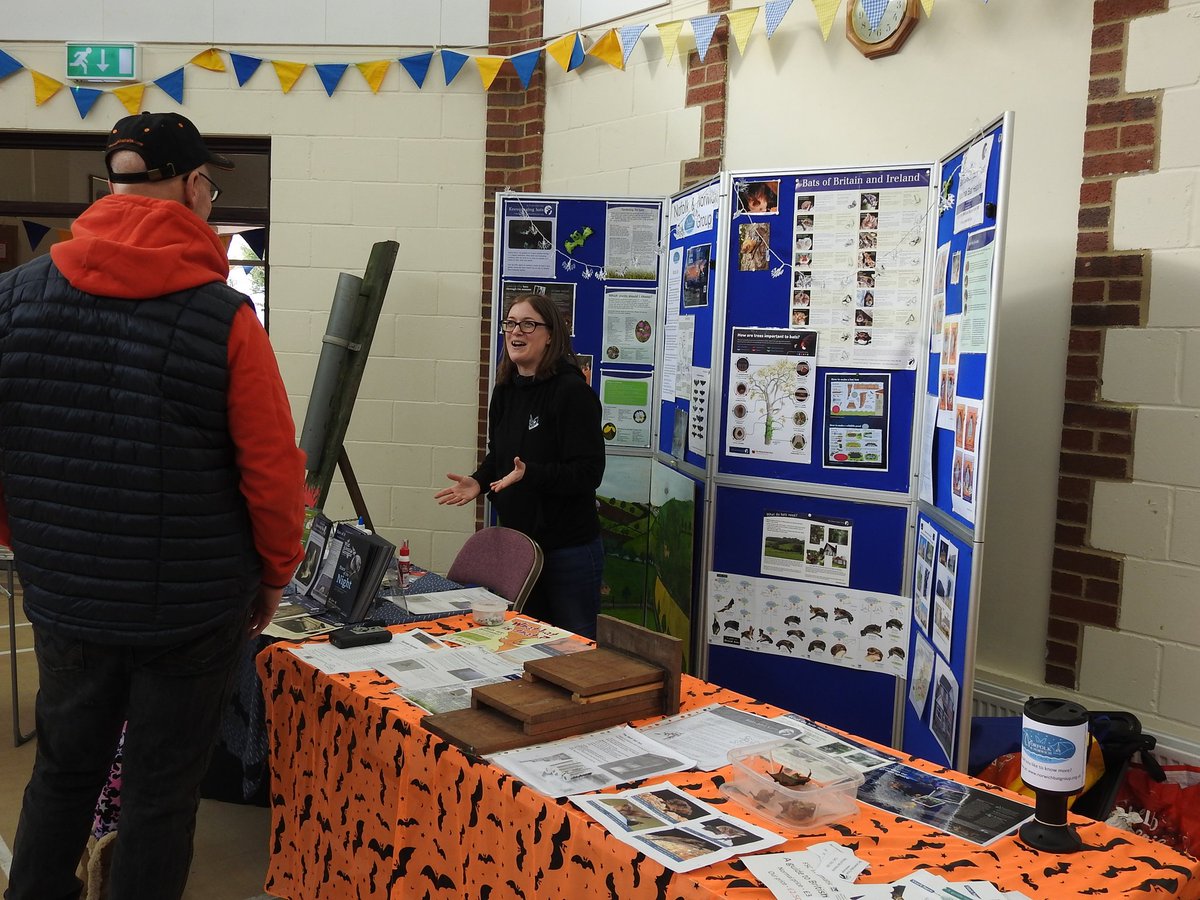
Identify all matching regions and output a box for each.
[587,29,624,70]
[271,60,306,94]
[475,56,504,90]
[812,0,841,40]
[31,70,63,106]
[920,0,934,15]
[546,33,579,71]
[656,20,685,66]
[356,60,390,93]
[56,229,73,243]
[726,8,760,56]
[113,83,145,115]
[218,233,233,252]
[189,49,226,72]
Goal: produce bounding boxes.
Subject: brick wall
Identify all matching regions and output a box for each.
[1047,0,1165,687]
[682,0,731,188]
[477,0,547,523]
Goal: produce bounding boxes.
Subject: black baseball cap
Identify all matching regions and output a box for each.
[105,112,233,184]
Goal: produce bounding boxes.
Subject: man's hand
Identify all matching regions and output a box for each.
[434,473,482,506]
[249,584,283,637]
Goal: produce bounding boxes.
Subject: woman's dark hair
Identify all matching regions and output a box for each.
[497,292,579,383]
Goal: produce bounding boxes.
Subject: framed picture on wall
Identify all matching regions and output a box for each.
[90,175,111,202]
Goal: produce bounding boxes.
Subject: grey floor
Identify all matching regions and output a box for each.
[1,584,280,900]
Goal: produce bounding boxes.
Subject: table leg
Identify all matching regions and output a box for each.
[5,562,35,747]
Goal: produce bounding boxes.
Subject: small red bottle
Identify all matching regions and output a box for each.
[398,540,411,588]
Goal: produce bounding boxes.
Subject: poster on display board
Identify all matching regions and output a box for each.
[494,193,667,453]
[659,178,722,473]
[725,328,817,465]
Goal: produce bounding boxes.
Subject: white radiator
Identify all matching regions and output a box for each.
[972,682,1200,769]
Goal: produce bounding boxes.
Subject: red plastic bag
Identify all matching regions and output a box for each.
[1112,763,1200,857]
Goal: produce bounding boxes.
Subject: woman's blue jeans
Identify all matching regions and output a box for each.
[524,536,604,639]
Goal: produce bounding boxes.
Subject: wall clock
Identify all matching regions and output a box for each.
[846,0,920,60]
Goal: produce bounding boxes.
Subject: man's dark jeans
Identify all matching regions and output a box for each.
[5,612,248,900]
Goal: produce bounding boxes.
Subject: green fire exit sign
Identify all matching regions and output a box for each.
[65,42,138,82]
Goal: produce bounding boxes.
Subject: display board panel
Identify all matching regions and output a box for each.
[705,484,910,744]
[715,167,933,493]
[659,178,722,469]
[494,193,666,450]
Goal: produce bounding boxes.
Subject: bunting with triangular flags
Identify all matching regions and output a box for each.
[441,50,469,85]
[113,84,145,115]
[230,53,262,87]
[55,229,72,244]
[864,0,887,29]
[726,8,760,56]
[70,86,104,119]
[475,56,504,90]
[154,67,185,104]
[315,63,347,97]
[813,0,841,40]
[356,60,390,93]
[765,0,795,38]
[189,49,225,72]
[617,24,647,67]
[31,71,63,106]
[920,0,934,14]
[0,49,23,80]
[690,14,721,63]
[656,20,685,65]
[399,51,433,87]
[546,33,584,72]
[272,60,306,94]
[21,221,51,252]
[588,29,624,70]
[510,49,541,89]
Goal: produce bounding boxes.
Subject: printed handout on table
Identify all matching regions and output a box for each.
[375,646,522,691]
[502,198,558,279]
[444,616,576,653]
[487,725,695,798]
[287,629,450,676]
[774,714,898,773]
[570,781,783,874]
[726,328,817,465]
[637,703,819,772]
[760,511,852,587]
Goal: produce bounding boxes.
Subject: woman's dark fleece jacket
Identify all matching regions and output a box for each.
[472,361,605,552]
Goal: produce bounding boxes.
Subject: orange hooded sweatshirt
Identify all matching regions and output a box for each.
[0,194,305,587]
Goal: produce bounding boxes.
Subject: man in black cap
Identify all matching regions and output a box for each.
[0,112,305,900]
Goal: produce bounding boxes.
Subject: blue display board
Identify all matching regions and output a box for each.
[658,179,721,470]
[902,113,1012,768]
[902,511,976,767]
[706,485,909,745]
[923,118,1008,532]
[494,194,666,450]
[715,167,932,494]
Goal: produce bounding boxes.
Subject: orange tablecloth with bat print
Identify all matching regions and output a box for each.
[258,615,1200,899]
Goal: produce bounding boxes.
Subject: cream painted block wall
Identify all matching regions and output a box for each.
[0,41,484,575]
[1076,0,1200,744]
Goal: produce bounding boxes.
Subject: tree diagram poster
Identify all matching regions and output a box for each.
[725,328,817,465]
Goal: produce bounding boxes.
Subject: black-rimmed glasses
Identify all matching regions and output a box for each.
[196,172,221,203]
[500,319,548,334]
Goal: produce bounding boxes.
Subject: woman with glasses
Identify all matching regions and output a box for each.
[435,293,606,638]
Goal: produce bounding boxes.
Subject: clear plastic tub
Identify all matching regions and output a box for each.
[471,595,507,626]
[720,739,864,830]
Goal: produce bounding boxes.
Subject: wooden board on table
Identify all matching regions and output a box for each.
[521,647,662,698]
[472,678,664,732]
[597,614,682,714]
